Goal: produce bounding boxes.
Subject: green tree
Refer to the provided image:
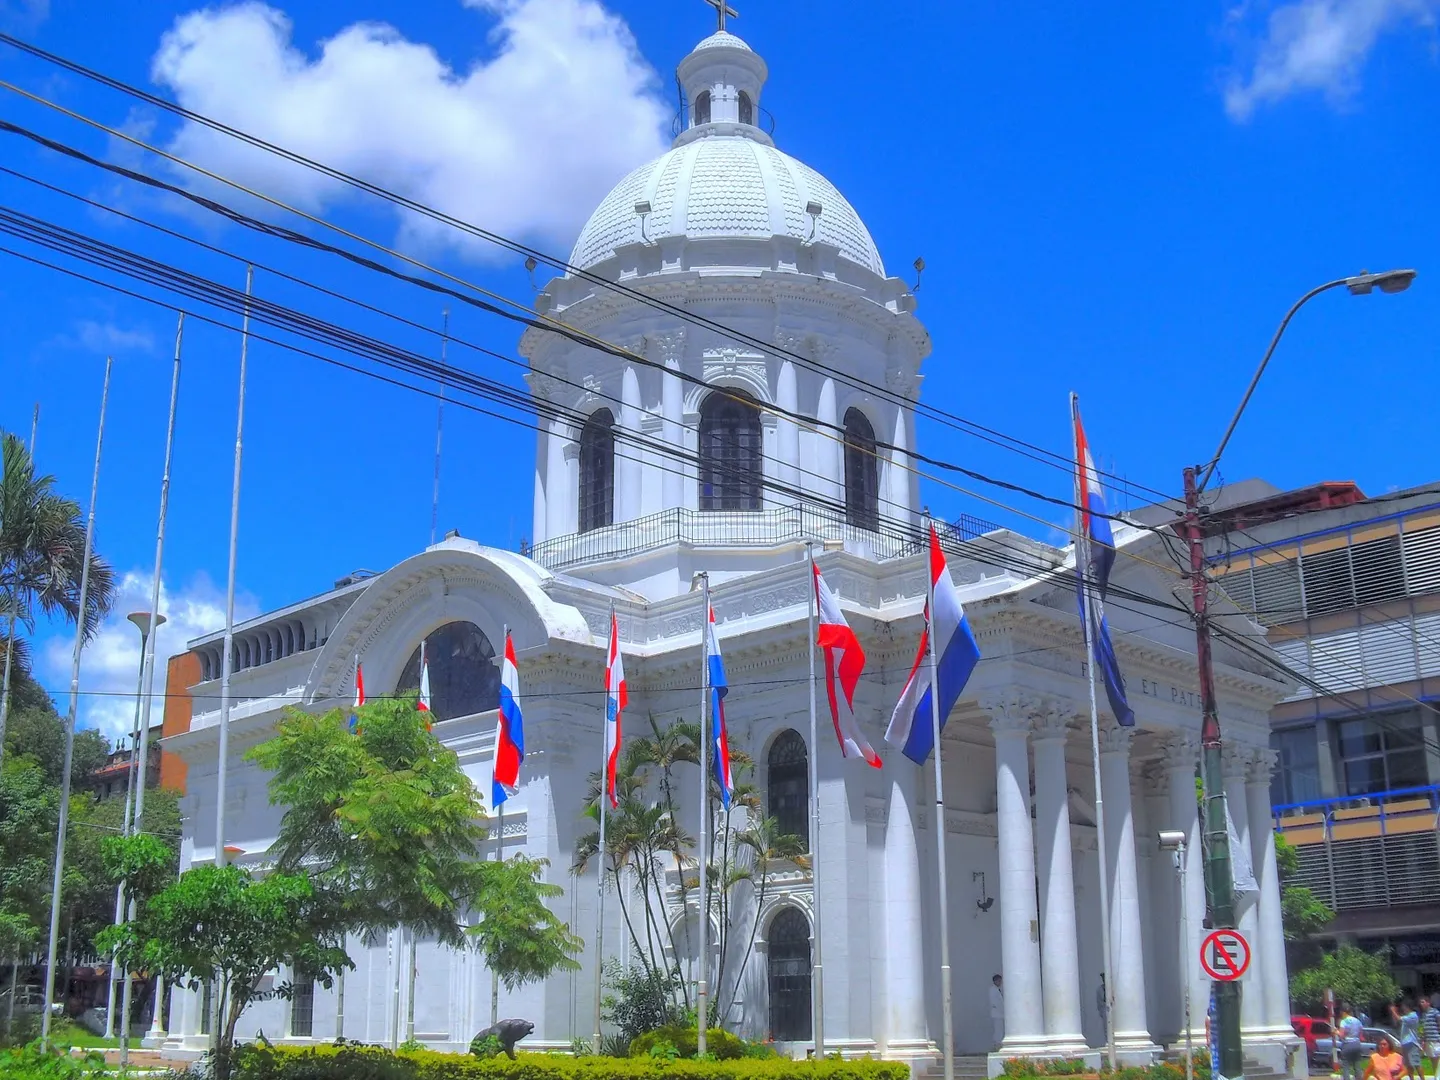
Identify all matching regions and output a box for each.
[1274,833,1334,971]
[1290,944,1399,1015]
[248,696,582,979]
[98,865,346,1080]
[0,431,116,771]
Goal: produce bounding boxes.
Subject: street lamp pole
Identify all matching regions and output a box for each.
[1181,267,1414,1080]
[1160,831,1193,1080]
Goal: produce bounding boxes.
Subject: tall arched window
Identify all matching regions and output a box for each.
[843,408,879,531]
[767,729,809,851]
[694,90,712,126]
[767,909,812,1042]
[700,390,763,511]
[738,91,754,126]
[579,408,615,534]
[397,621,500,721]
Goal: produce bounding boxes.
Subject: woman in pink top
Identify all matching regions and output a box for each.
[1366,1035,1405,1080]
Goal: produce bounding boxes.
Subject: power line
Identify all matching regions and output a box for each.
[0,31,1178,509]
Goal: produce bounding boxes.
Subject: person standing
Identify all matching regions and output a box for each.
[1395,1001,1423,1080]
[989,975,1004,1050]
[1419,997,1440,1080]
[1365,1035,1404,1080]
[1339,1004,1366,1080]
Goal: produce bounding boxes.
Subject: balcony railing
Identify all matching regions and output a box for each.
[1274,785,1440,911]
[526,505,1000,575]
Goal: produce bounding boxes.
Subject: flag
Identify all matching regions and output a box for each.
[494,631,525,808]
[417,643,432,717]
[1073,402,1135,727]
[705,605,734,810]
[1227,800,1259,917]
[885,525,981,765]
[813,564,880,768]
[348,656,365,732]
[603,612,627,809]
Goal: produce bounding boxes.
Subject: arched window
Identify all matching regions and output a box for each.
[738,91,754,126]
[699,390,763,511]
[843,407,879,531]
[767,729,809,851]
[694,90,711,126]
[579,408,615,534]
[397,621,500,721]
[767,909,812,1041]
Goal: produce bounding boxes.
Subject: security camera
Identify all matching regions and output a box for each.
[1157,830,1187,851]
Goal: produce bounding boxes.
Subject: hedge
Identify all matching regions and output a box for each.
[234,1045,911,1080]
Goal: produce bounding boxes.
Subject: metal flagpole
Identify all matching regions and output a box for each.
[216,265,254,875]
[805,543,825,1058]
[119,314,184,1065]
[922,513,955,1080]
[1071,392,1116,1071]
[593,604,613,1053]
[0,408,39,776]
[492,624,508,1027]
[40,357,112,1045]
[697,574,711,1059]
[431,310,448,547]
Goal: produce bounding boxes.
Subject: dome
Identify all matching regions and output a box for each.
[569,136,885,277]
[692,29,751,52]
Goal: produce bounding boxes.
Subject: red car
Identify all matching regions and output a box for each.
[1292,1016,1333,1062]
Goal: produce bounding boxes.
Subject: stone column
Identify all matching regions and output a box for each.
[883,764,936,1061]
[658,336,685,512]
[544,413,570,540]
[1161,733,1207,1044]
[1224,747,1265,1035]
[1032,702,1087,1052]
[816,377,842,508]
[776,360,800,501]
[1099,723,1154,1052]
[1247,750,1294,1037]
[986,696,1046,1053]
[619,365,643,522]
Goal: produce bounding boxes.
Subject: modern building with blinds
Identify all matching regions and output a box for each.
[1197,478,1440,992]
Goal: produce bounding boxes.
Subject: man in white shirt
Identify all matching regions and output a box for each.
[990,974,1005,1050]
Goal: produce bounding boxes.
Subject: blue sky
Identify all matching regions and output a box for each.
[0,0,1435,738]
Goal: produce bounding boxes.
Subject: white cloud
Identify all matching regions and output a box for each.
[0,0,50,32]
[43,570,256,744]
[148,0,670,258]
[71,319,156,355]
[1224,0,1437,120]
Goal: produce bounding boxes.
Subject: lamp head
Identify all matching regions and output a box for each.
[1157,829,1187,851]
[126,611,166,637]
[1346,268,1416,296]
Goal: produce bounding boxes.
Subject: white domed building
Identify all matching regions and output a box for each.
[161,23,1301,1078]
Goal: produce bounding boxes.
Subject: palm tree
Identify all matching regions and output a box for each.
[0,431,115,769]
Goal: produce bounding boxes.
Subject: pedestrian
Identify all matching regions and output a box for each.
[1420,997,1440,1080]
[1394,1001,1423,1080]
[1364,1035,1404,1080]
[1339,1004,1366,1080]
[990,974,1004,1050]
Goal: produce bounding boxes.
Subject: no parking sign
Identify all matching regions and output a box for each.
[1200,929,1251,982]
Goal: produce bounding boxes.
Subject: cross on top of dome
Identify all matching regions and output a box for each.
[703,0,738,32]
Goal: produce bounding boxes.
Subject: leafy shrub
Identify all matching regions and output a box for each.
[600,1035,631,1059]
[472,1036,504,1060]
[629,1027,746,1061]
[232,1043,911,1080]
[0,1041,107,1079]
[1001,1060,1039,1078]
[601,960,685,1045]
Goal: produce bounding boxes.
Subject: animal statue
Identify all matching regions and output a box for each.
[473,1018,535,1059]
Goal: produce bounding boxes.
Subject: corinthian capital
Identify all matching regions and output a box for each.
[1032,698,1079,742]
[1157,730,1201,771]
[980,692,1035,737]
[1097,719,1132,755]
[1245,747,1278,785]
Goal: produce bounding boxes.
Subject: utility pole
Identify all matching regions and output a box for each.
[1181,466,1241,1080]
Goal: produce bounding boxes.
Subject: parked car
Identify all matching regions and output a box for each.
[1314,1026,1399,1065]
[0,986,46,1015]
[1292,1016,1332,1062]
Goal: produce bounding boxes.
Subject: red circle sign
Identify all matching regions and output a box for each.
[1201,929,1251,981]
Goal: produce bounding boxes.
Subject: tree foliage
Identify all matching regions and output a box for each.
[469,857,582,991]
[1290,945,1399,1013]
[98,864,347,1080]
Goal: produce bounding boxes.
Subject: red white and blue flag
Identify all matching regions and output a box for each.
[603,612,627,809]
[349,656,365,732]
[494,631,526,808]
[1073,399,1134,727]
[813,564,880,768]
[705,605,734,809]
[885,525,981,765]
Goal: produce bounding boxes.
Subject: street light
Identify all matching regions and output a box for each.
[108,611,164,1056]
[1159,830,1194,1080]
[1181,267,1414,1080]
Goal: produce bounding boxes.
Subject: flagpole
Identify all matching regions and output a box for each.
[431,310,448,547]
[593,605,613,1054]
[1072,392,1116,1071]
[697,574,711,1058]
[493,624,507,1028]
[40,356,111,1046]
[922,513,956,1080]
[804,543,825,1058]
[216,266,254,874]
